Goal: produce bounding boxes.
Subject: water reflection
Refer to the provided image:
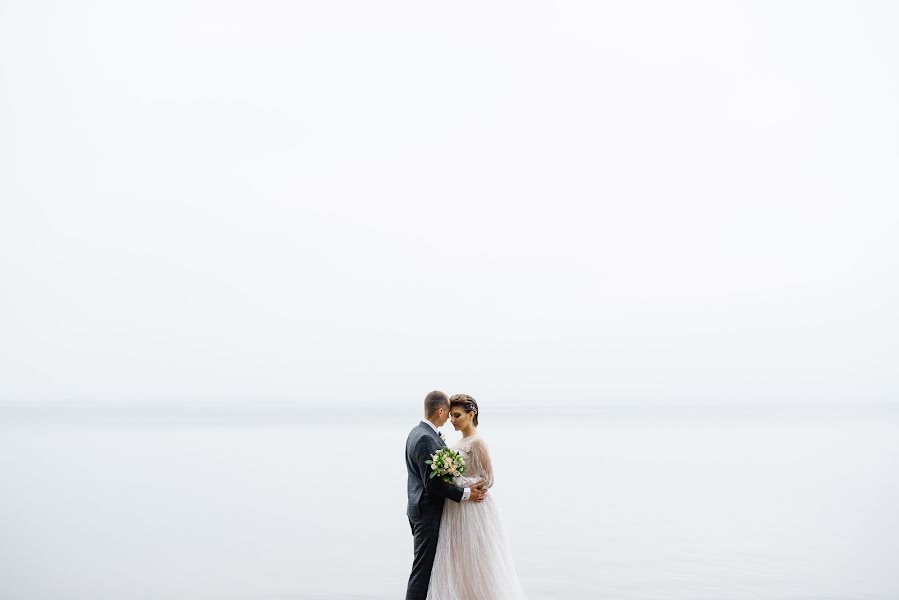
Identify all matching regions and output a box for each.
[1,405,897,599]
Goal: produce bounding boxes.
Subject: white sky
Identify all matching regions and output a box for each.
[1,1,897,407]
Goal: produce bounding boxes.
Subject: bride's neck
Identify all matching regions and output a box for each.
[461,426,477,438]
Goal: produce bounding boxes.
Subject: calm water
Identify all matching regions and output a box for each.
[1,406,897,599]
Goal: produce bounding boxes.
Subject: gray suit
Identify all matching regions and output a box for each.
[405,422,464,600]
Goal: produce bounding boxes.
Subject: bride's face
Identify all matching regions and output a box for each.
[450,408,473,430]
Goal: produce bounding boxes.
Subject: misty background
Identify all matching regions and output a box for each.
[2,3,899,599]
[2,1,897,411]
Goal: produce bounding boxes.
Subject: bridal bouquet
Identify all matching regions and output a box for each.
[426,448,466,483]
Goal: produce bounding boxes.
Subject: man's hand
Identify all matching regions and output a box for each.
[469,483,488,503]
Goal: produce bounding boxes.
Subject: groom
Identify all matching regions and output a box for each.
[405,390,487,600]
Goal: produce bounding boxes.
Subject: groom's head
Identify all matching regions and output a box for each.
[424,390,450,427]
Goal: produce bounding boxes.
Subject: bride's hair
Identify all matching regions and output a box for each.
[448,394,479,426]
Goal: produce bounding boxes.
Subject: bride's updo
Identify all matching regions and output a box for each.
[448,394,479,426]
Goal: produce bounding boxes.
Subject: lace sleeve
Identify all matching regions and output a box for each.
[453,437,494,489]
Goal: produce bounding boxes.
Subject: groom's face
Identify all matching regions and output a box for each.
[433,405,449,427]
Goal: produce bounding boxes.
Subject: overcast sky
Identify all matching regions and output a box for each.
[1,1,896,408]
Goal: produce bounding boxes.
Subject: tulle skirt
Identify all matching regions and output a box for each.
[426,494,528,600]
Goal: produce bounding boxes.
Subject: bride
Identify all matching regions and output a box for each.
[427,394,528,600]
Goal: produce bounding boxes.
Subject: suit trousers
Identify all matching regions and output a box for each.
[406,513,442,600]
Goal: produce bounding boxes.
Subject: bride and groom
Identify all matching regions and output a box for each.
[405,391,527,600]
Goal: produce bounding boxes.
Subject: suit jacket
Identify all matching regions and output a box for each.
[406,422,465,518]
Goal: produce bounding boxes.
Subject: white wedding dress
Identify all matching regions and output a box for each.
[427,435,528,600]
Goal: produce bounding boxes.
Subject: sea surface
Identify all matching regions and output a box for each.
[1,404,897,600]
